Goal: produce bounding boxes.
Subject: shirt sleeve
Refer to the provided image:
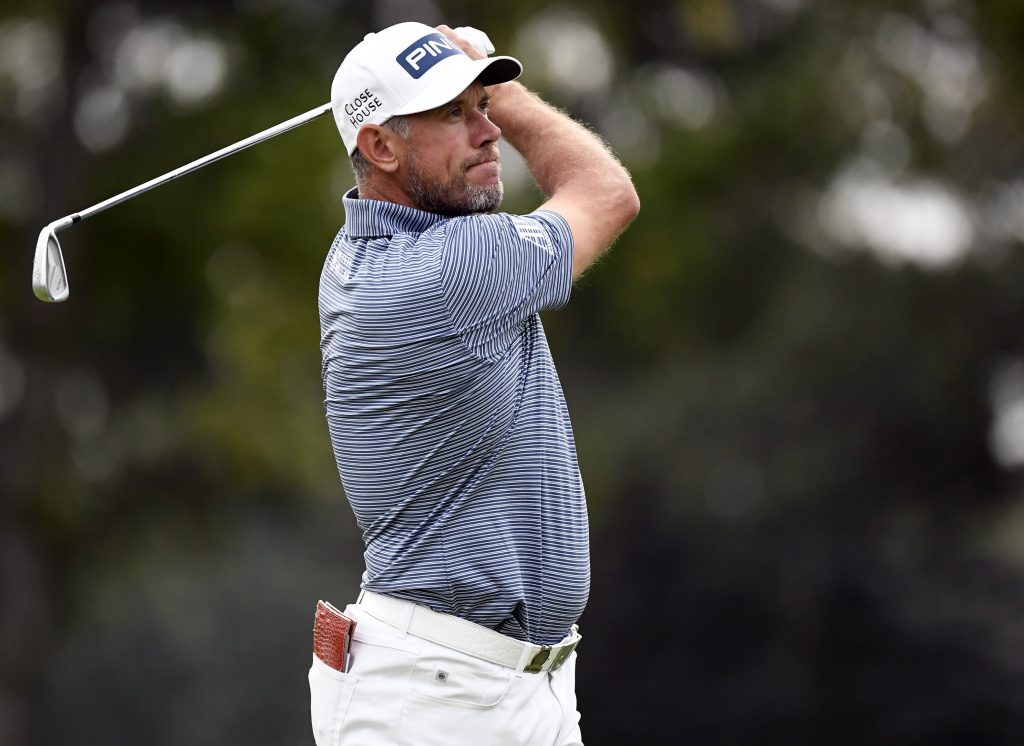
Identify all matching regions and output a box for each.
[439,209,574,360]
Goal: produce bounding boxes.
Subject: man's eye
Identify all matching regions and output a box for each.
[448,106,462,117]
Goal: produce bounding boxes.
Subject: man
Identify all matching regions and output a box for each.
[312,21,639,745]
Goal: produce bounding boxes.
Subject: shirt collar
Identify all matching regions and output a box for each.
[342,187,448,238]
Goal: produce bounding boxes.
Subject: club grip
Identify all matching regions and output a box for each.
[453,26,495,57]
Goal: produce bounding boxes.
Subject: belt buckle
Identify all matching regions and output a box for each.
[549,639,578,671]
[524,638,578,674]
[524,645,551,674]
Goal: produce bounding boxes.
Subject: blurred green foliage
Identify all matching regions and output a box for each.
[3,0,1024,744]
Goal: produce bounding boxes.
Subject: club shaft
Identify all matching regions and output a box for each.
[73,102,333,224]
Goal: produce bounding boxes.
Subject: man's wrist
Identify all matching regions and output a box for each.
[487,81,539,132]
[487,80,523,105]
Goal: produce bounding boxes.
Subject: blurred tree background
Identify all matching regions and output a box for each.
[3,0,1024,743]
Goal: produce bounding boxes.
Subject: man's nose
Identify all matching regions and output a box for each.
[471,110,501,147]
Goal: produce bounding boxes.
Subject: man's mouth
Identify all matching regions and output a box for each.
[466,153,500,171]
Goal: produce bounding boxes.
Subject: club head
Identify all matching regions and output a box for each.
[32,224,69,302]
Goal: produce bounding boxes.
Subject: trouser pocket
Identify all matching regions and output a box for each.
[308,655,359,746]
[398,649,513,744]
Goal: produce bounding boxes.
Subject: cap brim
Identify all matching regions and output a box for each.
[391,55,522,117]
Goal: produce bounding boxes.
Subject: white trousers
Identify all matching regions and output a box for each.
[309,602,585,746]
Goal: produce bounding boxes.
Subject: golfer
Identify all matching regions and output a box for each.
[312,21,639,745]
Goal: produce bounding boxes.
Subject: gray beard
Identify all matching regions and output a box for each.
[405,156,504,216]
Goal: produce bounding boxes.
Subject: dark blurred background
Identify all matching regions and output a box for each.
[3,0,1024,744]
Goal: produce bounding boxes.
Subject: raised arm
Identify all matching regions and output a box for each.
[491,84,640,279]
[439,26,641,280]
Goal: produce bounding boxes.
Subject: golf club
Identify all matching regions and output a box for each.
[32,26,495,303]
[32,102,333,302]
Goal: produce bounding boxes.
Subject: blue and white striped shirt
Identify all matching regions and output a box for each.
[319,187,589,645]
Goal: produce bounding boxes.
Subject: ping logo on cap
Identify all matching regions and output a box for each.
[397,32,463,79]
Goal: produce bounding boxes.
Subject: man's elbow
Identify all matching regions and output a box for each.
[614,176,641,226]
[625,184,641,221]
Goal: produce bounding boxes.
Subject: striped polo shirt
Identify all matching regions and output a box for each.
[319,187,590,645]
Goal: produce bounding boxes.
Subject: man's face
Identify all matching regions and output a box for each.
[399,82,504,216]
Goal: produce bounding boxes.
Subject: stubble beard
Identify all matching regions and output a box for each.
[405,151,504,217]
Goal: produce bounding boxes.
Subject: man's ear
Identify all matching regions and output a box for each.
[356,125,401,174]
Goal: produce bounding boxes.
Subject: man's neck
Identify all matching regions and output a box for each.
[357,178,419,211]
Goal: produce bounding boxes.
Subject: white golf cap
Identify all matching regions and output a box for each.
[331,22,522,155]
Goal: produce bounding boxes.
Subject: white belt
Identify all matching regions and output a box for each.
[355,590,581,674]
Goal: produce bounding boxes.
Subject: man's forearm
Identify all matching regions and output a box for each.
[488,82,631,201]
